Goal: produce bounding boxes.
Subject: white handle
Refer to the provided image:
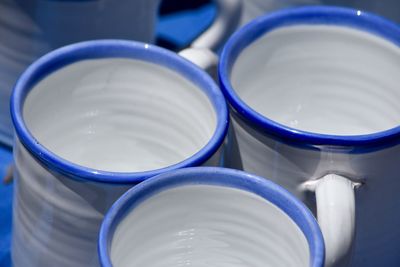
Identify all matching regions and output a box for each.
[178,0,242,78]
[178,47,219,79]
[315,174,356,267]
[191,0,242,51]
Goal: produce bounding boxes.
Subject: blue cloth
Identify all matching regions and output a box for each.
[0,145,13,267]
[0,4,215,266]
[157,3,216,49]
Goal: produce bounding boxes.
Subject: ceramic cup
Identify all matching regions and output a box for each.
[219,6,400,267]
[240,0,400,26]
[0,0,241,147]
[98,167,325,267]
[322,0,400,24]
[10,40,228,267]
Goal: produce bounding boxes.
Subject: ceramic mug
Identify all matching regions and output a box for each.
[0,0,241,147]
[98,167,325,267]
[10,40,228,267]
[322,0,400,24]
[240,0,400,26]
[219,6,400,267]
[239,0,317,25]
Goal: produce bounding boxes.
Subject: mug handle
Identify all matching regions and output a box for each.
[306,174,358,267]
[191,0,242,51]
[178,47,218,78]
[177,0,242,78]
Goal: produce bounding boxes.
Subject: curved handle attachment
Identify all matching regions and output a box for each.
[191,0,242,51]
[178,47,218,79]
[178,0,242,78]
[315,174,356,267]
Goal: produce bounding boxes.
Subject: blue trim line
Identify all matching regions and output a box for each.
[219,6,400,147]
[98,167,325,267]
[11,40,228,184]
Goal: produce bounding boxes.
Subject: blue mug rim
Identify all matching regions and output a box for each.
[219,6,400,147]
[11,40,228,184]
[98,167,325,267]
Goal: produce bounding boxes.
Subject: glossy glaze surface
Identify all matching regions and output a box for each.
[231,25,400,136]
[99,168,324,267]
[220,7,400,267]
[12,139,128,267]
[226,114,400,266]
[24,58,216,172]
[0,0,160,146]
[11,41,227,267]
[240,0,400,26]
[112,185,309,267]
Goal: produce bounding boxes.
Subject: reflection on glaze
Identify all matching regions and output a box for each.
[0,0,160,146]
[23,58,216,172]
[232,25,400,136]
[111,185,309,267]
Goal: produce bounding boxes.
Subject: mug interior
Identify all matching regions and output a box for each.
[230,23,400,136]
[23,57,216,172]
[110,184,310,267]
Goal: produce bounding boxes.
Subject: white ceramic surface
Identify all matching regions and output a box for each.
[0,0,159,147]
[220,7,400,267]
[12,140,130,267]
[112,185,309,267]
[99,168,325,267]
[322,0,400,23]
[24,58,215,172]
[0,0,242,147]
[11,41,228,267]
[231,25,400,136]
[227,114,400,267]
[240,0,400,26]
[240,0,318,25]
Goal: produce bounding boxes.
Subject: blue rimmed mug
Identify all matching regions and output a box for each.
[240,0,400,27]
[219,6,400,267]
[98,167,325,267]
[10,40,228,267]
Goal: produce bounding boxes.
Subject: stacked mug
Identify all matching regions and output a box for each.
[6,1,241,266]
[5,2,400,267]
[219,6,400,266]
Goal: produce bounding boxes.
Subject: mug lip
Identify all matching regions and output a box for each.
[11,40,228,184]
[98,167,325,267]
[219,5,400,147]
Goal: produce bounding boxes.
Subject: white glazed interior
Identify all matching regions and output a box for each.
[111,184,310,267]
[231,25,400,136]
[23,58,216,172]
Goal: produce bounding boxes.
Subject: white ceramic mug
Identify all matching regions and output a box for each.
[240,0,400,26]
[98,167,325,267]
[0,0,242,147]
[322,0,400,24]
[239,0,317,25]
[219,6,400,267]
[10,40,228,267]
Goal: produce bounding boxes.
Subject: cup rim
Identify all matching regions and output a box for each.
[219,6,400,147]
[98,167,325,267]
[11,40,228,184]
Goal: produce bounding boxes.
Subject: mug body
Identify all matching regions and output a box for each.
[240,0,400,27]
[322,0,400,24]
[11,40,227,267]
[220,7,400,266]
[0,0,161,146]
[99,167,324,267]
[226,117,400,266]
[240,0,317,26]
